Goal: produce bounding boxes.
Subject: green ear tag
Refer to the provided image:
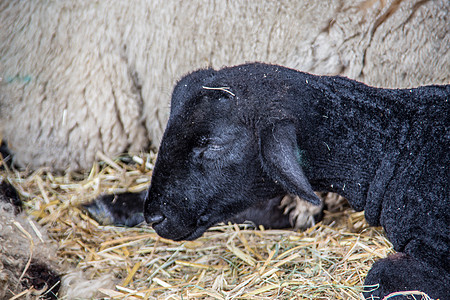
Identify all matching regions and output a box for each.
[295,148,308,168]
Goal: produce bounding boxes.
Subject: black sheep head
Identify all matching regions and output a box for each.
[144,63,320,241]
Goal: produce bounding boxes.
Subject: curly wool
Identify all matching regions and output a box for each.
[0,181,115,299]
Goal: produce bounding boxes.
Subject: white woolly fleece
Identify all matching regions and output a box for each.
[0,0,448,170]
[0,201,59,298]
[0,200,115,299]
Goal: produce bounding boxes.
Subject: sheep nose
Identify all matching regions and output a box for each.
[145,213,164,226]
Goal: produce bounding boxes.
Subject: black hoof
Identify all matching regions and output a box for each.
[226,196,292,229]
[82,192,146,227]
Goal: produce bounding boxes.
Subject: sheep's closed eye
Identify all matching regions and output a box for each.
[207,144,224,151]
[192,137,226,161]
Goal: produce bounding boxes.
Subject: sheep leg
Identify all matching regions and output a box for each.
[83,192,147,227]
[279,194,324,230]
[85,193,299,229]
[363,252,450,299]
[226,196,292,229]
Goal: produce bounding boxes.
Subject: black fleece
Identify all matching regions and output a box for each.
[142,63,449,299]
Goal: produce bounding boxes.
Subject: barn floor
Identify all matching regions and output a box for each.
[1,152,399,299]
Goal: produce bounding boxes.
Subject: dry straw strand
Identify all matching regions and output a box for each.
[0,152,406,299]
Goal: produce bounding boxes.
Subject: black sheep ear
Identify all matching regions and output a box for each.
[259,122,321,206]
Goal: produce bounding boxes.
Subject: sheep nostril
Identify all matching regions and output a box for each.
[145,214,164,226]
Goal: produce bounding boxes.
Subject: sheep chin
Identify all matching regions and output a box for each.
[153,213,225,241]
[177,226,209,242]
[155,223,207,242]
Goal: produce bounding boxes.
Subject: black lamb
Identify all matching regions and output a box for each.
[142,63,449,299]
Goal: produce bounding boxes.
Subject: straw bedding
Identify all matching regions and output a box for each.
[1,152,413,299]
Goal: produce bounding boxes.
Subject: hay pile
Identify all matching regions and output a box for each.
[1,152,395,299]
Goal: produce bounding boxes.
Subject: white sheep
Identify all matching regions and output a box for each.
[0,179,115,299]
[0,0,448,170]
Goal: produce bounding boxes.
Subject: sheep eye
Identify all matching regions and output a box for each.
[192,136,226,162]
[207,144,224,151]
[197,136,224,152]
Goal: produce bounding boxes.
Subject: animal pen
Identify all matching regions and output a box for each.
[1,1,448,298]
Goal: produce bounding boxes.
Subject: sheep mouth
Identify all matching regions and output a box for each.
[175,225,210,241]
[152,213,226,241]
[181,215,227,241]
[152,220,209,241]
